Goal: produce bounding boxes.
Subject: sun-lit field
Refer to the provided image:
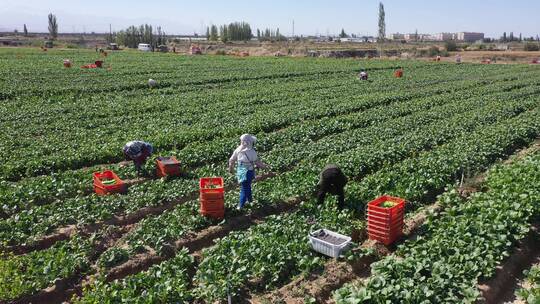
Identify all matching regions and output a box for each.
[1,48,539,303]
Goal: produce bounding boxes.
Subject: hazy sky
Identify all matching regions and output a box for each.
[1,0,539,38]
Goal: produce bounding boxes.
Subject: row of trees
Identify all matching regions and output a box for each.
[206,22,253,42]
[501,32,540,42]
[257,28,287,41]
[109,24,167,48]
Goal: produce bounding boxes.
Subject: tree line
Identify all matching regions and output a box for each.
[107,24,167,49]
[256,28,287,42]
[206,22,253,42]
[500,31,540,42]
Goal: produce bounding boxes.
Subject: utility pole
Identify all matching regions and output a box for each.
[292,20,295,38]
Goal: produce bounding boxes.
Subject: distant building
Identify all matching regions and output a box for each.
[404,33,428,41]
[434,33,455,41]
[387,33,405,40]
[456,32,484,42]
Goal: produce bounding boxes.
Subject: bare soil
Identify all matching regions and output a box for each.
[448,51,540,64]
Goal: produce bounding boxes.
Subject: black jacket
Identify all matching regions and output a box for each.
[317,164,348,209]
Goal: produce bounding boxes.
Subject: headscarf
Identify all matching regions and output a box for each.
[239,134,256,151]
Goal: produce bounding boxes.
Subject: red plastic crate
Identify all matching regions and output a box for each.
[368,232,402,246]
[367,196,406,245]
[367,195,405,213]
[200,177,224,200]
[200,209,225,220]
[200,198,225,212]
[156,156,181,177]
[367,210,404,227]
[368,221,404,235]
[93,170,127,196]
[367,217,403,231]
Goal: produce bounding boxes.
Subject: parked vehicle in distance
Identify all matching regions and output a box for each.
[157,45,168,53]
[138,43,152,52]
[108,43,119,50]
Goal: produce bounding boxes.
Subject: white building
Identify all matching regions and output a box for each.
[404,33,428,41]
[434,33,455,41]
[387,33,405,40]
[456,32,484,42]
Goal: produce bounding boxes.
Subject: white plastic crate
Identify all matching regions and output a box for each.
[309,229,351,258]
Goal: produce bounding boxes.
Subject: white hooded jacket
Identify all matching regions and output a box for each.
[229,134,262,171]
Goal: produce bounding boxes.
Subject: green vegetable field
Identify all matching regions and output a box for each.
[0,48,539,303]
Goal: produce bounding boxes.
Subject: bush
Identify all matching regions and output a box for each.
[30,40,43,47]
[524,42,540,51]
[428,46,439,57]
[439,49,450,57]
[445,40,458,52]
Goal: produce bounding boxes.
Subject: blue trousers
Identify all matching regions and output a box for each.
[239,170,255,208]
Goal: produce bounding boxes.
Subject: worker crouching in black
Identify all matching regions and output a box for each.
[317,164,348,210]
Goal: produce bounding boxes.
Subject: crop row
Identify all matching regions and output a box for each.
[113,81,540,262]
[191,105,540,301]
[0,235,94,302]
[333,151,540,303]
[2,75,532,247]
[2,68,534,221]
[75,99,540,302]
[6,75,536,302]
[1,61,511,180]
[73,105,540,303]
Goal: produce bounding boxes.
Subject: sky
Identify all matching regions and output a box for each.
[1,0,539,38]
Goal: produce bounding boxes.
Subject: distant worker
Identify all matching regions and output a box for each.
[123,141,154,176]
[394,67,404,78]
[317,164,348,210]
[436,55,441,62]
[456,54,462,64]
[229,134,268,210]
[359,69,369,80]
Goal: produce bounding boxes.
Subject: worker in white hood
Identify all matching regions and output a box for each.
[229,134,268,210]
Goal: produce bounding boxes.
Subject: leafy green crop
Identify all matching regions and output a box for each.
[334,152,540,303]
[2,48,540,302]
[0,235,93,302]
[76,249,194,303]
[518,264,540,303]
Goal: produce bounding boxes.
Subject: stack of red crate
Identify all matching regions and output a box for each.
[367,195,405,246]
[199,177,225,220]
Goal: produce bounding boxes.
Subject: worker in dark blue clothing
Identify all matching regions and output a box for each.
[123,141,154,176]
[317,164,348,210]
